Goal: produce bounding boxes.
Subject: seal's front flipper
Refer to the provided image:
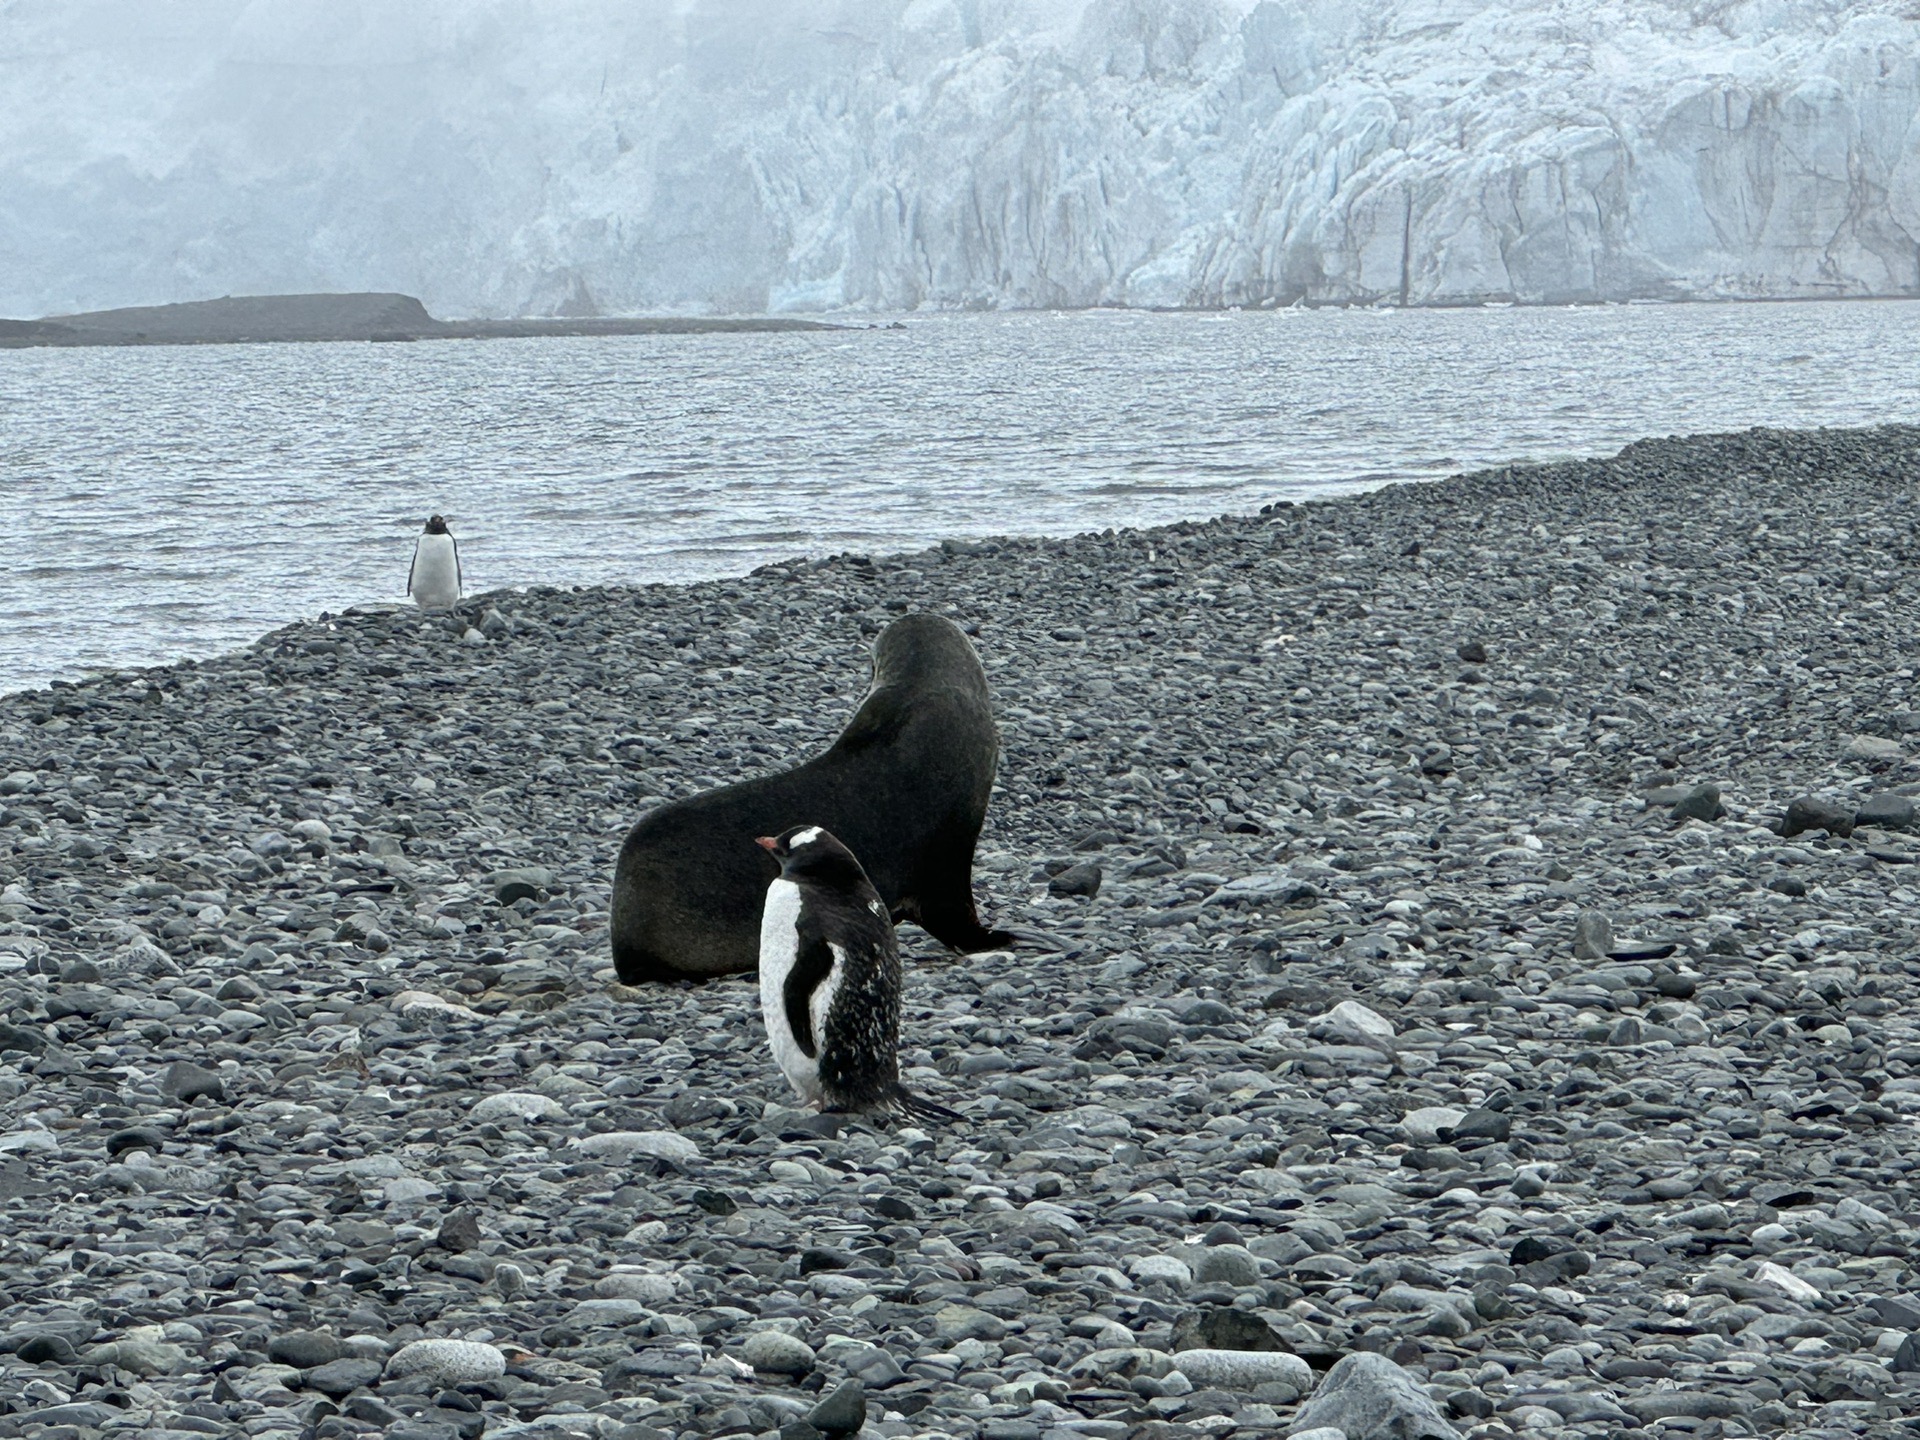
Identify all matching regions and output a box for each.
[899,885,1011,955]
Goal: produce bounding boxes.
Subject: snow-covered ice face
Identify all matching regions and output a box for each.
[2,4,1895,315]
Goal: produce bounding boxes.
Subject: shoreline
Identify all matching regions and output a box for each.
[6,290,1917,353]
[9,419,1917,701]
[1145,290,1920,314]
[2,424,1919,1437]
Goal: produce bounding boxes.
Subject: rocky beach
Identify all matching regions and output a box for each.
[1,424,1918,1440]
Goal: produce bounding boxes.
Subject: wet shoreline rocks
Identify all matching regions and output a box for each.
[1,423,1919,1439]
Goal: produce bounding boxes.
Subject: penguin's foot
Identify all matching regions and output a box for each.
[993,926,1073,953]
[931,925,1065,955]
[889,1085,965,1125]
[816,1090,964,1126]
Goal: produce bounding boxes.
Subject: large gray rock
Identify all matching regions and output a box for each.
[1172,1306,1289,1353]
[807,1378,868,1435]
[302,1357,384,1396]
[1858,793,1917,830]
[267,1330,343,1369]
[1572,909,1613,960]
[1192,1244,1263,1288]
[470,1090,564,1123]
[1401,1106,1466,1144]
[932,1304,1007,1343]
[1622,1391,1752,1421]
[81,1339,188,1375]
[1289,1352,1461,1440]
[742,1329,816,1375]
[158,1061,224,1103]
[1783,796,1854,838]
[1669,782,1724,822]
[385,1339,506,1385]
[1048,861,1102,898]
[571,1129,701,1164]
[1845,734,1904,763]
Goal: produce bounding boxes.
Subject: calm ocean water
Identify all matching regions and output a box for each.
[5,301,1919,693]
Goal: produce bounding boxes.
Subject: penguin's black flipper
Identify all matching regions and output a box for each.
[783,928,835,1060]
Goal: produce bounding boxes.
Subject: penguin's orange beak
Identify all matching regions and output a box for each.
[754,836,779,852]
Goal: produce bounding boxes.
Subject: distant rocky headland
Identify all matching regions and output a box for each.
[0,293,839,348]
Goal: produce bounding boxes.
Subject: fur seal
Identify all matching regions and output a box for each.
[407,515,461,610]
[756,824,961,1119]
[611,612,1011,981]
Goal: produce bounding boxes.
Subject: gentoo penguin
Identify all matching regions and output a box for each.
[756,825,961,1121]
[406,515,462,610]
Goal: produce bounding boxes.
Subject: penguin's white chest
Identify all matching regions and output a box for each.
[409,533,461,609]
[758,879,840,1105]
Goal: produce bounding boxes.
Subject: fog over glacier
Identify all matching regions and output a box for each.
[5,0,1920,316]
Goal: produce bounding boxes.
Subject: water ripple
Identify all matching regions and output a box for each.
[5,301,1920,691]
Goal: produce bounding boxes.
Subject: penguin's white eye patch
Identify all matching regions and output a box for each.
[869,900,887,919]
[791,826,823,847]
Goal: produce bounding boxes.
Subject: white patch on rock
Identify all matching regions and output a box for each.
[470,1091,565,1123]
[570,1130,700,1164]
[391,989,477,1018]
[1320,999,1396,1040]
[1169,1348,1312,1391]
[386,1338,507,1385]
[741,1329,816,1374]
[1126,1254,1193,1285]
[1845,734,1903,762]
[383,1177,443,1206]
[1401,1105,1467,1144]
[1754,1260,1823,1301]
[594,1270,677,1304]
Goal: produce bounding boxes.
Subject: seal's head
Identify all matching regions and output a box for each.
[868,612,986,692]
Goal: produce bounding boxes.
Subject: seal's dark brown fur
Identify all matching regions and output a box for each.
[611,614,1011,981]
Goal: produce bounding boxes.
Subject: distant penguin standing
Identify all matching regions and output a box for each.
[407,515,462,610]
[756,825,962,1121]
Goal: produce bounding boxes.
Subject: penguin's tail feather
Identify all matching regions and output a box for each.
[891,1085,965,1125]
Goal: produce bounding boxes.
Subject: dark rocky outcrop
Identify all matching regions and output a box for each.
[0,292,836,347]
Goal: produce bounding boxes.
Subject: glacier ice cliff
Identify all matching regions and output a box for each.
[3,0,1919,316]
